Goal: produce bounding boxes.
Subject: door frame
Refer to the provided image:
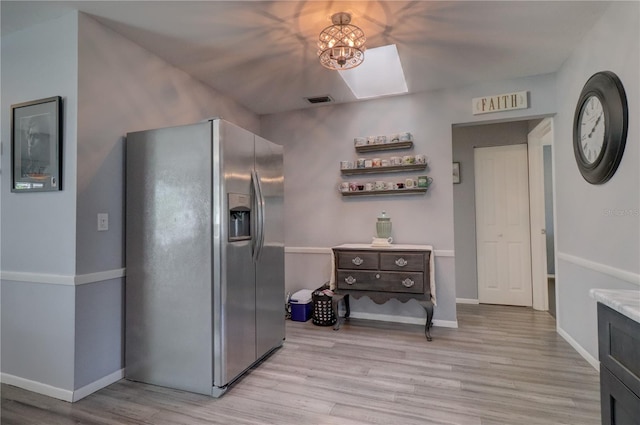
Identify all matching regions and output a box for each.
[527,117,554,311]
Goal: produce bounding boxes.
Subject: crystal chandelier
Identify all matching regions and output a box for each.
[317,12,366,70]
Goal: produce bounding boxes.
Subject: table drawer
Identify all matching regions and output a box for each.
[336,270,424,294]
[336,251,379,270]
[380,252,426,272]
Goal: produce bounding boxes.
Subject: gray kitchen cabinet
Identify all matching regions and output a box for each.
[597,302,640,425]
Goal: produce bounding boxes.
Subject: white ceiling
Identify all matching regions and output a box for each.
[2,1,610,116]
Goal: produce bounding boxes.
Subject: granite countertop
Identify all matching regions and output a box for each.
[590,288,640,324]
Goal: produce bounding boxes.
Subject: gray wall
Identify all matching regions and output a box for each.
[1,281,76,390]
[452,121,535,301]
[1,14,78,275]
[261,96,457,323]
[261,73,559,325]
[1,12,79,393]
[74,279,123,389]
[1,12,260,398]
[553,2,639,362]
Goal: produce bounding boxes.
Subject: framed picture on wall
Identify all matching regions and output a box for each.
[453,162,461,184]
[11,96,63,192]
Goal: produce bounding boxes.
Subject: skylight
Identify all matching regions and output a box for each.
[338,44,408,99]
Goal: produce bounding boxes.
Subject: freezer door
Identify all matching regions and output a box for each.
[254,136,285,358]
[125,122,214,395]
[215,120,257,388]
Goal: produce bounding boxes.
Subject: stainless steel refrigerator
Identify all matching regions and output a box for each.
[125,118,284,397]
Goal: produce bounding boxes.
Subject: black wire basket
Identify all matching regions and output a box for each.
[312,284,336,326]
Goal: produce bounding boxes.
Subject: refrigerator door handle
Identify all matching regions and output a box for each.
[255,170,266,261]
[250,170,259,261]
[251,170,266,262]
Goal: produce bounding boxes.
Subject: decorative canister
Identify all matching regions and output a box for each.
[376,211,392,239]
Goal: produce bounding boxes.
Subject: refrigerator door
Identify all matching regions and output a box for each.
[254,136,285,358]
[214,120,257,388]
[125,122,214,395]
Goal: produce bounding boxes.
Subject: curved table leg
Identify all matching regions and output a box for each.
[332,293,350,330]
[344,294,350,318]
[418,300,434,341]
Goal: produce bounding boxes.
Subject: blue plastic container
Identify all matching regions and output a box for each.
[290,301,313,322]
[290,289,313,322]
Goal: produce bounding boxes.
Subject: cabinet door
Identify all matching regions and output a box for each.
[600,366,640,425]
[598,303,640,397]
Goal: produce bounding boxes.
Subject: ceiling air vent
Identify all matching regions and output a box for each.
[305,95,333,104]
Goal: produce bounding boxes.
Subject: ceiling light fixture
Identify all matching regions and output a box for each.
[317,12,366,70]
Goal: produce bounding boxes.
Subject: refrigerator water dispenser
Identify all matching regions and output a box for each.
[228,193,251,241]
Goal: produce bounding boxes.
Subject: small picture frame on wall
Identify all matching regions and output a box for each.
[11,96,63,192]
[453,162,461,184]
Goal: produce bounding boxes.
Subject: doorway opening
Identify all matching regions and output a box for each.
[452,117,556,316]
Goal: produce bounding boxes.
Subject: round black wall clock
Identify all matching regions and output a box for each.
[573,71,628,184]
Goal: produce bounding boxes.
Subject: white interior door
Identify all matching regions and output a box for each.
[475,144,533,306]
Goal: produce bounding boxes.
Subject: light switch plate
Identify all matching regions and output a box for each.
[97,213,109,231]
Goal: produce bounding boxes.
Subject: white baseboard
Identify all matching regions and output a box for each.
[556,326,599,371]
[348,311,458,328]
[72,369,124,402]
[456,298,480,304]
[432,319,459,328]
[1,268,126,286]
[1,369,124,403]
[1,373,74,402]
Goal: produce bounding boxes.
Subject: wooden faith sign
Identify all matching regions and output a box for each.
[472,91,528,115]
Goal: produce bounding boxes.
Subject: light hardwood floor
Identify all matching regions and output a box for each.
[1,304,600,425]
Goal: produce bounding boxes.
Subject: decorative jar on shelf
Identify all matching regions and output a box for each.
[376,211,392,239]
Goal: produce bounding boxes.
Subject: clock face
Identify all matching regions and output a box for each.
[579,95,605,164]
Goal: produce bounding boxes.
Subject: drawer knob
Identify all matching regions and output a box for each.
[352,256,364,266]
[395,258,408,267]
[401,278,415,288]
[345,276,356,285]
[376,273,380,279]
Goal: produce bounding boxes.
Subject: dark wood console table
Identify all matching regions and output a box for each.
[331,244,435,341]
